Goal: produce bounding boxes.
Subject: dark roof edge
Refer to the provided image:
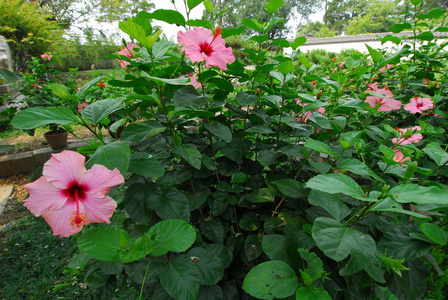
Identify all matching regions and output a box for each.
[291,31,448,46]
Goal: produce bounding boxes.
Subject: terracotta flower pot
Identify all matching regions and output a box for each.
[44,131,68,150]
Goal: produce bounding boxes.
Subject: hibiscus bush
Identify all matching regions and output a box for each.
[11,0,448,299]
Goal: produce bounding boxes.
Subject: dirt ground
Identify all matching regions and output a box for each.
[0,175,29,228]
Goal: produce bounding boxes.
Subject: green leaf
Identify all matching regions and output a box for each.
[173,144,202,170]
[236,92,257,106]
[81,98,124,125]
[416,31,434,41]
[187,0,204,10]
[188,247,225,285]
[245,187,276,203]
[204,123,232,143]
[85,141,131,177]
[365,44,382,63]
[49,83,70,100]
[308,190,351,222]
[119,20,146,40]
[0,68,22,83]
[149,219,196,256]
[261,234,290,263]
[199,285,223,300]
[145,9,186,26]
[121,234,154,263]
[243,260,298,300]
[155,188,190,221]
[173,86,208,108]
[199,218,225,244]
[142,73,189,85]
[338,158,385,183]
[389,23,412,33]
[11,107,77,130]
[244,234,263,261]
[372,197,431,220]
[239,212,261,231]
[291,36,307,50]
[243,18,265,33]
[312,217,376,275]
[423,142,448,166]
[296,287,332,300]
[298,248,327,285]
[272,179,304,198]
[120,120,166,142]
[186,19,213,29]
[129,156,165,178]
[306,173,370,201]
[203,0,213,13]
[390,184,448,205]
[76,76,105,98]
[78,227,130,262]
[411,0,423,4]
[419,223,447,245]
[304,139,335,156]
[265,0,283,14]
[123,182,162,225]
[159,255,200,300]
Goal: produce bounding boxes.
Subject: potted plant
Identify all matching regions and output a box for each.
[43,123,68,150]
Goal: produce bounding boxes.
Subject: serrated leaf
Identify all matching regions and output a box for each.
[423,142,448,166]
[308,190,351,222]
[173,144,202,170]
[272,179,304,198]
[390,184,448,205]
[204,123,232,143]
[120,120,166,142]
[85,141,130,177]
[312,217,376,275]
[129,157,165,178]
[419,223,447,245]
[155,188,190,221]
[11,107,77,130]
[306,173,371,201]
[81,98,124,125]
[159,255,200,300]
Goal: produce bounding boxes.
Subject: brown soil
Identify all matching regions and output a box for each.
[0,175,29,229]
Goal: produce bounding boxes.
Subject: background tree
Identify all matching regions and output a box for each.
[0,0,65,71]
[323,0,368,34]
[31,0,155,29]
[296,21,337,37]
[345,0,399,35]
[204,0,322,38]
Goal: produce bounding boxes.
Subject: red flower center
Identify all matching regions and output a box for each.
[64,182,88,200]
[64,182,88,228]
[199,42,214,56]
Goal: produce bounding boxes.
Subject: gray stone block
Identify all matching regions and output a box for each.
[0,152,36,177]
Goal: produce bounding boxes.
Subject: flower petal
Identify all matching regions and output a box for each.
[79,165,124,194]
[42,200,85,237]
[23,176,68,216]
[42,151,86,189]
[82,191,117,224]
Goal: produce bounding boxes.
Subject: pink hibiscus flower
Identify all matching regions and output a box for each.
[117,43,137,68]
[40,53,53,60]
[77,102,88,113]
[403,97,434,114]
[365,86,401,111]
[177,27,235,71]
[296,99,326,123]
[393,148,411,165]
[379,64,394,72]
[391,126,422,145]
[23,151,124,237]
[188,74,202,89]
